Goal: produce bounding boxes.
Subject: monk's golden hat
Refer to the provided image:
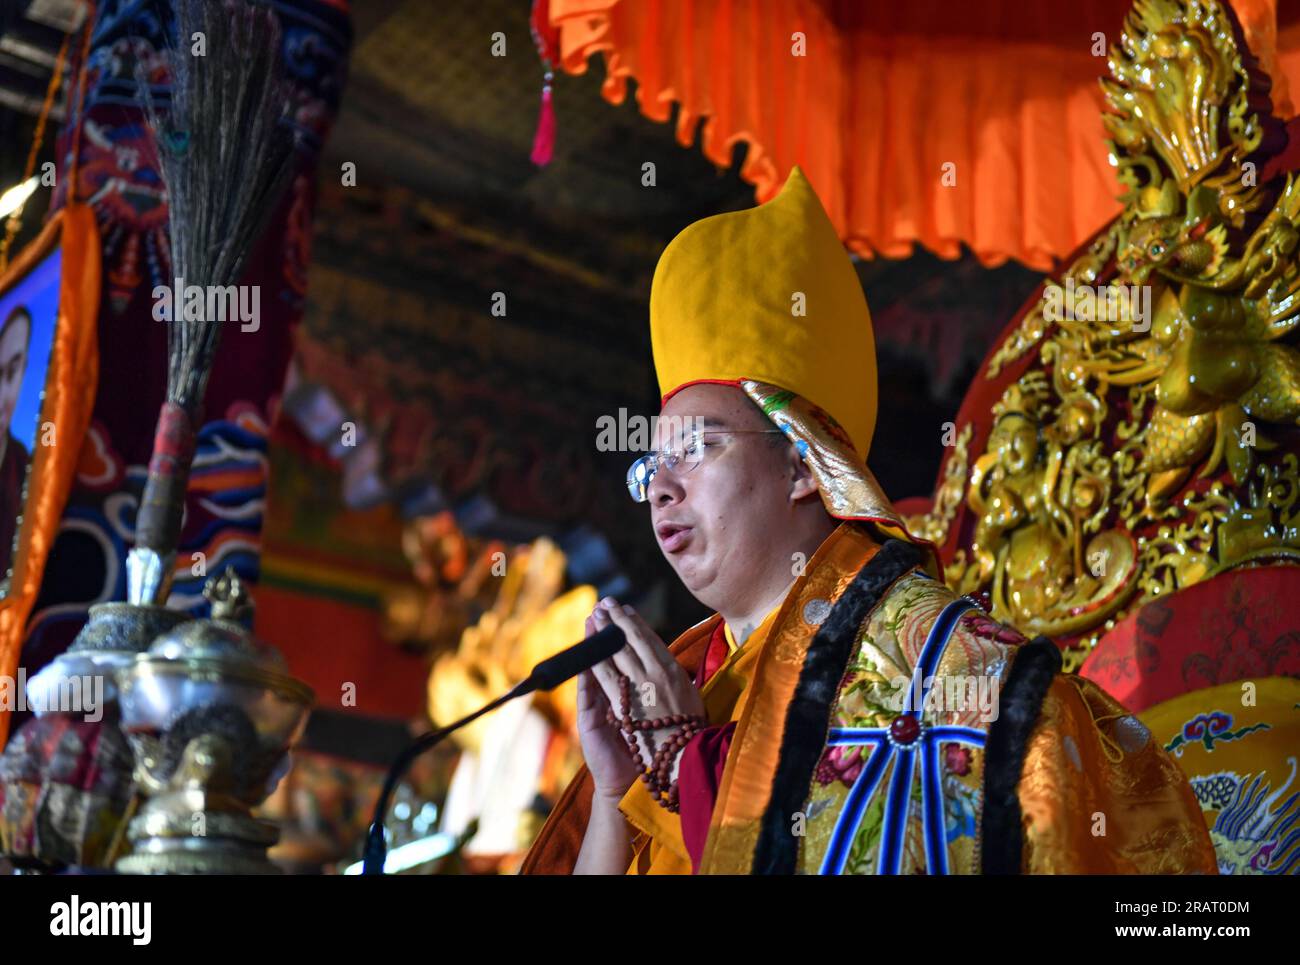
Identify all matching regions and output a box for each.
[650,166,877,456]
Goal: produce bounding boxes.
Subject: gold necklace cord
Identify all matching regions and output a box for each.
[1066,674,1129,765]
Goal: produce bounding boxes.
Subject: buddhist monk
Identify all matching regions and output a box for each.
[522,169,1216,875]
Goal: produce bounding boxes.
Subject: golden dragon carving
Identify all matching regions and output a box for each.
[931,0,1300,668]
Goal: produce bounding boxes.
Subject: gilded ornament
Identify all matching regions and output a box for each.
[943,0,1300,654]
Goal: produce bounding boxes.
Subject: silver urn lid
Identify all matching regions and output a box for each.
[145,569,287,673]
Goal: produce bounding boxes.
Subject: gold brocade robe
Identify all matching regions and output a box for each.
[521,524,1217,875]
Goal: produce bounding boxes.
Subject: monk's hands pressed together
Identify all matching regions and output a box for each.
[577,597,706,802]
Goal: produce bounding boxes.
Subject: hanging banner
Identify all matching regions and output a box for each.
[0,204,100,746]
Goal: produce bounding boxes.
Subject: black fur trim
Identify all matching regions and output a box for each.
[750,538,925,874]
[980,635,1062,875]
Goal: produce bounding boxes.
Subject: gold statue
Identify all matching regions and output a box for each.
[920,0,1300,664]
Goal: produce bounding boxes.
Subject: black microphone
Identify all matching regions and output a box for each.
[360,622,627,875]
[516,621,628,694]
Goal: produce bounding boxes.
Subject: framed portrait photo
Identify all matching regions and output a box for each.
[0,246,61,593]
[0,204,99,608]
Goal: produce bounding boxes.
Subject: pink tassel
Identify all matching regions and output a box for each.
[530,85,556,167]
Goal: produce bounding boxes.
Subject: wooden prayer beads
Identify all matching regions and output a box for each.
[604,673,708,813]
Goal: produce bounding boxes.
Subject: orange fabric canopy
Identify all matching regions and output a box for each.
[551,0,1300,270]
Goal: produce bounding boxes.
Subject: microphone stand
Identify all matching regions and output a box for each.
[361,623,627,875]
[361,681,529,875]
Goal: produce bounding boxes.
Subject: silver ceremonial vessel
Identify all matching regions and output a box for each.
[114,569,314,874]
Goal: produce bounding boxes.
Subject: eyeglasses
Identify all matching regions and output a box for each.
[625,429,785,502]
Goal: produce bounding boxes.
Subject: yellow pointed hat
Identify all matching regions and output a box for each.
[650,166,877,457]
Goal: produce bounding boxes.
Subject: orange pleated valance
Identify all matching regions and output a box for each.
[551,0,1300,270]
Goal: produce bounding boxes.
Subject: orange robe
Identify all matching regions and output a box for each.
[522,524,1217,875]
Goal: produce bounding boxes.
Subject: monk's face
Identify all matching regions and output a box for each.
[0,317,29,437]
[647,383,805,611]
